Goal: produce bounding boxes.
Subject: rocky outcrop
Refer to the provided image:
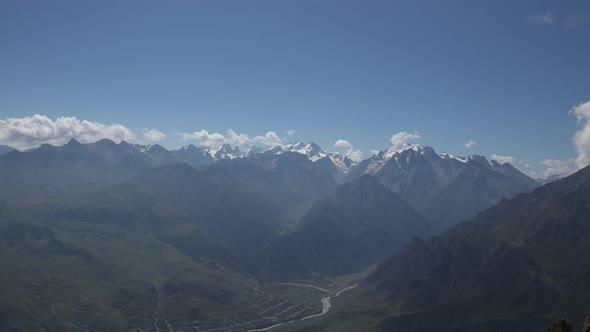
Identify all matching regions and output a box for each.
[543,313,590,332]
[544,320,574,332]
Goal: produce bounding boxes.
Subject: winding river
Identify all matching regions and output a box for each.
[247,283,358,332]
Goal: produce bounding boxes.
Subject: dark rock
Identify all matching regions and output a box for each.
[543,319,573,332]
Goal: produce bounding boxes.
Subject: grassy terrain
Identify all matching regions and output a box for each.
[331,265,376,286]
[0,201,256,331]
[0,196,338,332]
[287,166,590,332]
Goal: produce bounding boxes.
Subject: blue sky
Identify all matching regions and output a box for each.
[1,0,589,177]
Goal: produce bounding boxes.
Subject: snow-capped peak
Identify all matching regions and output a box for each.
[327,152,358,173]
[283,142,306,151]
[440,152,468,163]
[131,144,153,153]
[178,144,200,152]
[207,144,242,160]
[244,145,272,157]
[282,142,327,161]
[383,143,425,159]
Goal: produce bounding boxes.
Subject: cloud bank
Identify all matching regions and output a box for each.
[487,100,590,180]
[253,131,282,147]
[180,129,282,148]
[389,131,421,151]
[540,159,577,179]
[0,115,135,150]
[142,128,166,142]
[535,100,590,179]
[490,154,515,165]
[334,139,353,150]
[572,100,590,169]
[334,139,362,162]
[465,140,477,149]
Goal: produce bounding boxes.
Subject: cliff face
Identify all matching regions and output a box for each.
[544,320,573,332]
[543,314,590,332]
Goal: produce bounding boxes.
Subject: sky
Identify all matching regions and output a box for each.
[1,0,589,178]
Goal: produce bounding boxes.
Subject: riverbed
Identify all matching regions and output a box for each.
[247,283,358,332]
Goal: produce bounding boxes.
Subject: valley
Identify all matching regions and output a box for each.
[0,138,582,332]
[3,4,589,331]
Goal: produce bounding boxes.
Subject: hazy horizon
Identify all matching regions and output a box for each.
[2,1,590,179]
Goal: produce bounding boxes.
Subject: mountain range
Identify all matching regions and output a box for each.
[262,175,434,279]
[299,165,590,332]
[0,140,539,224]
[347,144,540,227]
[0,138,554,331]
[0,191,256,331]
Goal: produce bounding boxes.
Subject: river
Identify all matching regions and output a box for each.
[247,283,358,332]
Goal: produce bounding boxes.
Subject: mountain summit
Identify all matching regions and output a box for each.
[347,144,539,226]
[319,165,590,332]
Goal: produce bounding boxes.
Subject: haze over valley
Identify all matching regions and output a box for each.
[1,1,590,331]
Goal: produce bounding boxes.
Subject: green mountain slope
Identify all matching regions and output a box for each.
[300,166,590,332]
[217,152,339,229]
[125,162,284,262]
[263,175,433,279]
[0,193,255,332]
[0,139,150,203]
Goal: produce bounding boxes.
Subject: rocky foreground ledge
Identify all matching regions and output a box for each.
[544,314,590,332]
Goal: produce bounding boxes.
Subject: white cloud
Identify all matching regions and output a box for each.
[571,100,590,169]
[180,129,283,148]
[490,100,590,180]
[370,149,381,156]
[0,114,135,150]
[253,131,283,146]
[142,128,166,142]
[540,159,578,179]
[464,140,477,149]
[389,131,421,151]
[527,11,554,25]
[347,150,363,162]
[179,130,229,148]
[491,154,515,165]
[286,130,296,136]
[333,139,363,162]
[334,139,353,150]
[226,129,250,146]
